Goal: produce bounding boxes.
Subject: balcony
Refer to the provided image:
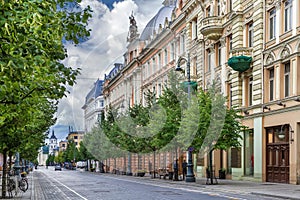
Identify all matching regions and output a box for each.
[230,47,253,57]
[200,16,223,40]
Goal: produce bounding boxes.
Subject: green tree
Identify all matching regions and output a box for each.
[0,0,92,197]
[78,141,94,161]
[54,151,64,164]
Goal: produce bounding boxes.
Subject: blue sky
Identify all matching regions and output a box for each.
[54,0,163,139]
[101,0,124,10]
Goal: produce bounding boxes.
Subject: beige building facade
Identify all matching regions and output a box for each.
[102,0,300,184]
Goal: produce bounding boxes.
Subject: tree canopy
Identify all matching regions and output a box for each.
[0,1,92,197]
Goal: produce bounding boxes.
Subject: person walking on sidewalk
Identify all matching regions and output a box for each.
[173,159,179,181]
[182,160,187,180]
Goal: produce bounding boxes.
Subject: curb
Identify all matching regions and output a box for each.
[251,192,300,200]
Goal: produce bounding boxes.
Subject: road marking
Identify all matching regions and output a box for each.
[104,176,250,200]
[49,176,88,200]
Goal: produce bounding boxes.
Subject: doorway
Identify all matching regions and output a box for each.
[266,126,289,183]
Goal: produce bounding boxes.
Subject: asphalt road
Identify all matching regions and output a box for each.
[35,167,281,200]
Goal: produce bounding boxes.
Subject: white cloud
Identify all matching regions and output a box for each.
[55,0,163,137]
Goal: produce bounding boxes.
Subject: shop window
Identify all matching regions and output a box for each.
[231,148,241,168]
[244,130,254,176]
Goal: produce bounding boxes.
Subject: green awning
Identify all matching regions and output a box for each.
[228,55,252,72]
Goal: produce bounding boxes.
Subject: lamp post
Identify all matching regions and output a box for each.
[175,53,196,182]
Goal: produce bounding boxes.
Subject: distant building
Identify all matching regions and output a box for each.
[59,140,68,152]
[37,145,49,166]
[82,79,105,133]
[66,130,85,149]
[49,130,58,155]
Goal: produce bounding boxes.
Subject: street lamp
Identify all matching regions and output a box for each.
[175,53,196,183]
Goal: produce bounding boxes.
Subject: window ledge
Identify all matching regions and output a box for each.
[266,38,276,48]
[279,30,293,42]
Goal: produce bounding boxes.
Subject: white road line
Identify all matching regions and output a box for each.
[46,175,88,200]
[107,176,247,199]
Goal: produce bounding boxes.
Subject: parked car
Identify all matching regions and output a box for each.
[55,165,62,171]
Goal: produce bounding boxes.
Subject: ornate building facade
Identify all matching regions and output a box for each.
[102,0,300,184]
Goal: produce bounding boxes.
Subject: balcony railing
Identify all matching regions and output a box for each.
[200,16,223,40]
[230,47,253,57]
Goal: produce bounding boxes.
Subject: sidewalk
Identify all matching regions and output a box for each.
[8,171,34,200]
[143,176,300,200]
[15,170,300,200]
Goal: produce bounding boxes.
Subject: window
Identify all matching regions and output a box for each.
[228,82,232,107]
[206,6,211,17]
[269,8,276,40]
[158,84,162,96]
[284,62,290,97]
[249,77,253,106]
[226,34,232,59]
[147,62,150,78]
[269,68,274,101]
[180,35,185,54]
[164,49,168,65]
[171,43,175,60]
[217,0,221,15]
[284,0,292,32]
[191,19,197,40]
[152,57,156,74]
[217,43,222,66]
[129,51,133,61]
[207,49,212,72]
[74,136,78,139]
[248,22,253,47]
[158,53,161,69]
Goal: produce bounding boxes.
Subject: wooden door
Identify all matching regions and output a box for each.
[266,127,289,184]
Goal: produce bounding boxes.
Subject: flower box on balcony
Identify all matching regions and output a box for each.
[228,55,252,72]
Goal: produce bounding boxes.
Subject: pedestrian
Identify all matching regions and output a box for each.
[173,159,178,181]
[182,160,187,180]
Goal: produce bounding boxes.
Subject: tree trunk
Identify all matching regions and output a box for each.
[209,149,213,185]
[153,151,156,178]
[1,149,7,198]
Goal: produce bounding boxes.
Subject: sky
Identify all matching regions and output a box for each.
[51,0,163,139]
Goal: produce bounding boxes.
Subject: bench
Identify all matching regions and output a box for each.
[158,168,168,179]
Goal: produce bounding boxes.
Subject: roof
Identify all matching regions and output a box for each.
[105,63,124,81]
[140,1,176,41]
[49,130,57,140]
[84,79,104,105]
